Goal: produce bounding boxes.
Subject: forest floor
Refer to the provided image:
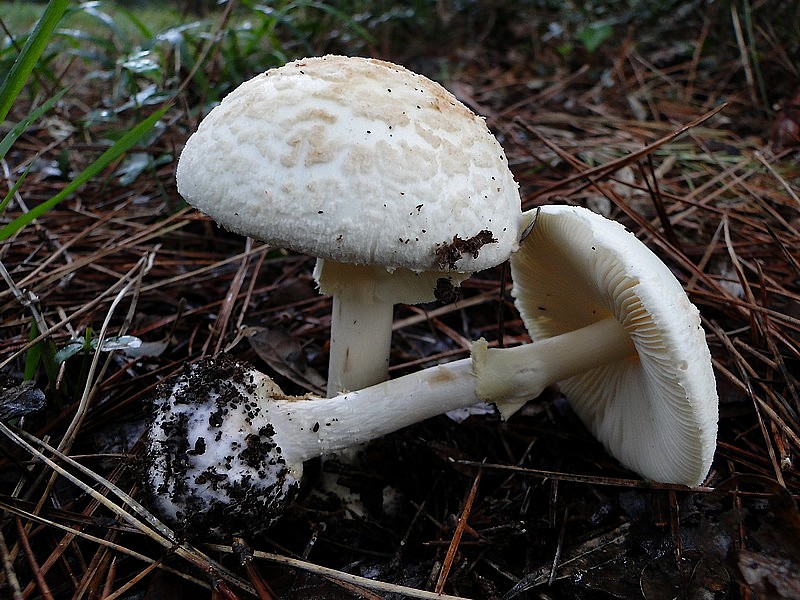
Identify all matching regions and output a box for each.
[1,1,799,598]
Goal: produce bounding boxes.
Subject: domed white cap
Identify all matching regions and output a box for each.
[176,55,521,274]
[512,205,718,486]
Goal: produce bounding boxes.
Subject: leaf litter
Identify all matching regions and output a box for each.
[1,3,800,598]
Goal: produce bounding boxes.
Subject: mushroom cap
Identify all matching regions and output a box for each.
[511,205,718,486]
[145,355,301,538]
[176,55,520,274]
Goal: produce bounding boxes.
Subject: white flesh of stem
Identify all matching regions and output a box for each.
[327,290,393,395]
[270,316,636,462]
[317,260,470,396]
[268,357,477,462]
[475,316,636,417]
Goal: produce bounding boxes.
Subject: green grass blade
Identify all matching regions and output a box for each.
[0,88,68,162]
[0,162,32,214]
[0,0,70,124]
[23,319,58,388]
[114,6,154,41]
[23,322,41,382]
[0,104,170,240]
[297,1,375,45]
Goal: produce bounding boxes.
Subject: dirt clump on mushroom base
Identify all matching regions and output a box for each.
[143,355,301,539]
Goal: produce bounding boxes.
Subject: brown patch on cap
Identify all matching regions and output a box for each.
[434,230,497,269]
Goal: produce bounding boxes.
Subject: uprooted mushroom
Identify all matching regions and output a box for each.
[473,205,718,486]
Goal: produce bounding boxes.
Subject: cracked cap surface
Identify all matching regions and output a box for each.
[177,55,521,273]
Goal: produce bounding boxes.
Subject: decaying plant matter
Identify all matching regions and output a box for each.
[1,2,799,597]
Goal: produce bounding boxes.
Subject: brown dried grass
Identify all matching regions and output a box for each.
[1,9,799,599]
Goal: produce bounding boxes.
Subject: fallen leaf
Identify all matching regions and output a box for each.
[243,325,326,395]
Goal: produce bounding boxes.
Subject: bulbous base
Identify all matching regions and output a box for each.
[144,354,302,539]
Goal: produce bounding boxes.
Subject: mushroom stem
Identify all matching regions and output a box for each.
[472,316,637,417]
[270,358,477,461]
[315,259,468,395]
[315,260,394,395]
[279,316,637,459]
[147,319,638,536]
[327,289,393,395]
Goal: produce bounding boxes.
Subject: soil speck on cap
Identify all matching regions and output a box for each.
[434,230,497,269]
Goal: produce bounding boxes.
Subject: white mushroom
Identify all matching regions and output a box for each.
[176,55,521,395]
[146,353,480,537]
[146,206,718,536]
[472,205,719,486]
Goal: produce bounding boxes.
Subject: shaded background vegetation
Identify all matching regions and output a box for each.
[1,0,799,598]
